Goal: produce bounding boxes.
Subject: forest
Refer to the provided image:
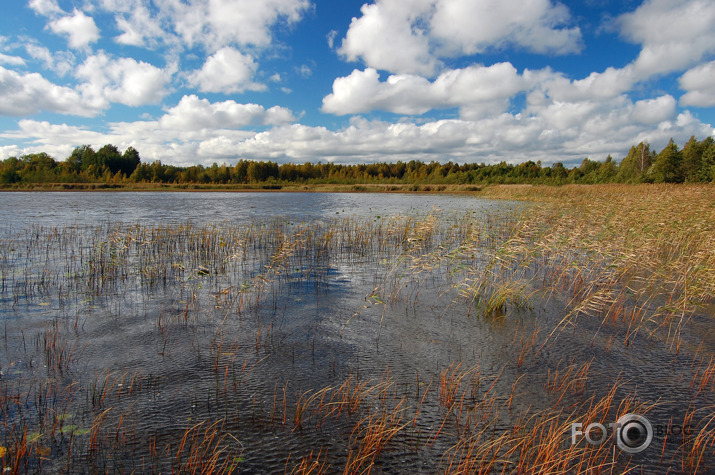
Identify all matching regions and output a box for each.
[1,136,714,187]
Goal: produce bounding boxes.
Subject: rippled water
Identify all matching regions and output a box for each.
[0,191,508,230]
[0,192,712,473]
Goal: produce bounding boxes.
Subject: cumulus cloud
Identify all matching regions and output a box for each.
[188,47,265,94]
[0,66,98,116]
[158,95,295,130]
[76,53,171,108]
[48,9,101,49]
[322,63,525,117]
[4,101,712,165]
[28,0,63,17]
[114,5,167,47]
[429,0,581,56]
[631,95,677,124]
[153,0,310,51]
[679,61,715,107]
[530,66,637,103]
[617,0,715,79]
[0,93,297,164]
[24,44,74,76]
[339,0,581,76]
[230,108,712,165]
[340,0,437,76]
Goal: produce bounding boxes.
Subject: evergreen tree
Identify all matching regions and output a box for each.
[681,136,703,182]
[701,139,715,182]
[598,155,617,182]
[650,139,683,183]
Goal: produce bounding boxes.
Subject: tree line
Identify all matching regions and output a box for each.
[2,136,714,187]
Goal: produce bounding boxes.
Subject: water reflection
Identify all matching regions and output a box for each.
[0,191,516,232]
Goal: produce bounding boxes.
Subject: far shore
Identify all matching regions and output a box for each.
[0,182,486,193]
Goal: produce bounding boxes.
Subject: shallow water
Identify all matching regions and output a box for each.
[0,192,713,473]
[0,191,512,230]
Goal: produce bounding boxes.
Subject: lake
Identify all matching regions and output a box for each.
[0,191,513,231]
[0,191,712,473]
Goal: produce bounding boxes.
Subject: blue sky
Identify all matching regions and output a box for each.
[1,0,714,167]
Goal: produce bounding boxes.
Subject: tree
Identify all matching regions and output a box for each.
[681,136,703,182]
[549,162,568,181]
[96,144,122,175]
[79,145,98,173]
[1,157,21,184]
[67,145,90,173]
[701,139,715,182]
[121,146,141,176]
[598,155,617,183]
[650,139,683,183]
[129,163,152,182]
[618,142,653,182]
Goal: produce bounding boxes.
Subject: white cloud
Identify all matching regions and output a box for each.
[0,91,298,164]
[203,0,310,47]
[296,64,312,78]
[24,44,74,76]
[154,0,310,51]
[532,66,637,103]
[4,102,712,165]
[680,61,715,107]
[48,9,101,49]
[631,95,677,124]
[430,0,581,56]
[114,5,167,47]
[339,0,581,76]
[0,66,98,116]
[188,47,265,93]
[0,144,22,158]
[322,63,525,117]
[617,0,715,78]
[158,95,295,130]
[0,53,25,66]
[76,53,171,108]
[28,0,63,17]
[339,0,437,76]
[327,30,338,49]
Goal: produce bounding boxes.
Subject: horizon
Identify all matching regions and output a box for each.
[1,0,714,168]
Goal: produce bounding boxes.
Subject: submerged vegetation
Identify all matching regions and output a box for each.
[2,136,715,189]
[1,184,714,473]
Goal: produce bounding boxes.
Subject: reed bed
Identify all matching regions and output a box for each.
[1,184,713,473]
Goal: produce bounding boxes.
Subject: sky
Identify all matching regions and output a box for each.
[0,0,714,167]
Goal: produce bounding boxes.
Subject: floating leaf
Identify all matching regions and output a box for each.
[0,446,6,458]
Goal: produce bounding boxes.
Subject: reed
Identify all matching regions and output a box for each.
[1,184,713,472]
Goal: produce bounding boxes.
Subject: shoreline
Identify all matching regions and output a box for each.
[0,182,485,193]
